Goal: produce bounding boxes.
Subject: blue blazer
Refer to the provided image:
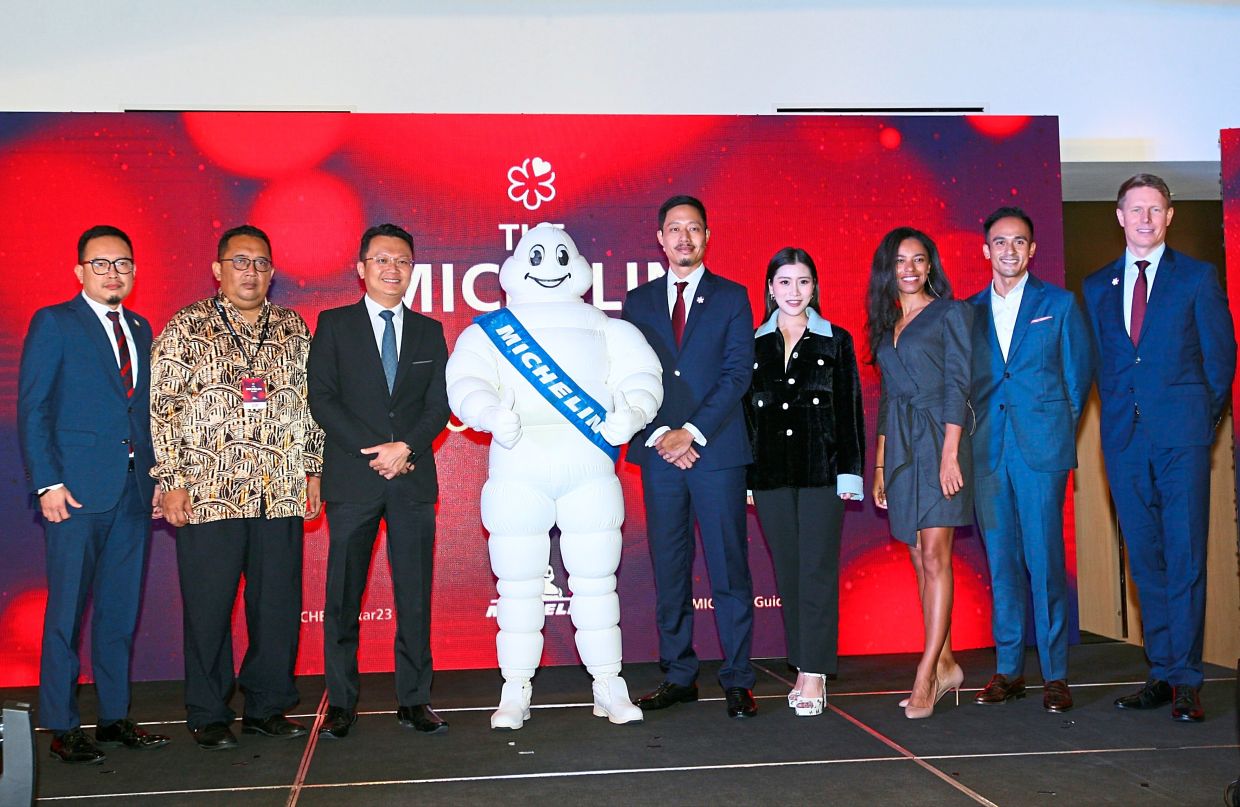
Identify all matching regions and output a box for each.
[18,294,156,512]
[969,274,1094,474]
[1082,248,1235,454]
[622,269,754,471]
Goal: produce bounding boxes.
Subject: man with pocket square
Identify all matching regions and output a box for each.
[307,223,451,738]
[968,207,1093,713]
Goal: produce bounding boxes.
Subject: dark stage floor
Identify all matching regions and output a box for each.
[4,638,1237,806]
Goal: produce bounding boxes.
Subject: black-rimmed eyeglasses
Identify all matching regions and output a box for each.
[220,256,274,273]
[84,258,135,275]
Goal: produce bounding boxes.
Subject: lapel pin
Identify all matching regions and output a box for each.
[696,296,705,304]
[1111,277,1119,286]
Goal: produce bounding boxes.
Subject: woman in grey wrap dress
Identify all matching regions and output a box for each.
[866,227,972,719]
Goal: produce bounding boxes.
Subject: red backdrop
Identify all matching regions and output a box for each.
[0,112,1069,685]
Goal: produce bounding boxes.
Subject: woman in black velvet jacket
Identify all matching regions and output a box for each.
[744,247,865,717]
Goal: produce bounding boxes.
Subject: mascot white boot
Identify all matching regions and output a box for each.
[446,224,662,730]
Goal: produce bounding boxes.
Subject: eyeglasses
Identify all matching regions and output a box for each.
[364,256,415,269]
[84,257,135,275]
[220,256,274,273]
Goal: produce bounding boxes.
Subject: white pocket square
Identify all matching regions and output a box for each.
[409,359,432,365]
[1030,315,1053,324]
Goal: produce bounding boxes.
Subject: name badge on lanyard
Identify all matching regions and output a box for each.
[241,377,268,410]
[215,297,273,414]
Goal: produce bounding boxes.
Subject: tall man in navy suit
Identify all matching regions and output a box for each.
[1083,174,1235,722]
[18,225,170,764]
[307,223,451,738]
[968,208,1093,714]
[622,196,758,719]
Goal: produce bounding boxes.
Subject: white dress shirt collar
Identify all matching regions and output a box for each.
[666,264,706,317]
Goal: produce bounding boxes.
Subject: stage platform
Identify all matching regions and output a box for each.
[4,637,1236,806]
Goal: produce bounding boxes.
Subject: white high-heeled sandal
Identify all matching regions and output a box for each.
[787,670,805,707]
[793,673,827,717]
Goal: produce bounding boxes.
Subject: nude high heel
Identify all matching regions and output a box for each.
[904,676,939,719]
[899,664,963,709]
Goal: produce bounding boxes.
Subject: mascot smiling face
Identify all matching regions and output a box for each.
[499,223,593,304]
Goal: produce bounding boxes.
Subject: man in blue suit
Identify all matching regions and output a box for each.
[18,225,170,764]
[1083,174,1235,722]
[622,195,758,719]
[969,207,1093,714]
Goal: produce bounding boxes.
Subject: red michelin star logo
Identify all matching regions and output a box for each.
[507,157,557,211]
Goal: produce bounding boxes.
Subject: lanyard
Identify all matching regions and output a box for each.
[214,297,272,375]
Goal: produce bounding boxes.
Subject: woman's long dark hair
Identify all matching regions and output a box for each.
[763,246,819,319]
[864,227,952,363]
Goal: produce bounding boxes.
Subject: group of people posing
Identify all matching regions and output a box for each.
[17,173,1233,768]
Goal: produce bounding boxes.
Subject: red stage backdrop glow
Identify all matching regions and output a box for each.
[0,112,1068,685]
[1222,128,1240,503]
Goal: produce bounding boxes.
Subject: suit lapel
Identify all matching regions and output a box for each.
[351,300,392,396]
[72,296,126,397]
[679,270,713,350]
[1136,248,1176,348]
[1099,257,1133,355]
[1005,274,1044,363]
[646,276,677,352]
[391,305,418,397]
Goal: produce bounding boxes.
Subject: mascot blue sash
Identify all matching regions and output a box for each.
[474,308,620,462]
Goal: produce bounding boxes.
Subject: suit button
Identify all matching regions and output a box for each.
[785,429,793,436]
[757,400,764,407]
[674,370,681,377]
[121,438,130,444]
[753,362,759,369]
[1003,372,1011,379]
[781,402,789,410]
[388,411,395,418]
[792,352,798,359]
[817,359,824,365]
[1135,357,1141,364]
[998,404,1005,411]
[128,406,134,413]
[812,397,820,405]
[787,378,796,385]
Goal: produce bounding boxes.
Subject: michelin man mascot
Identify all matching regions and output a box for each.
[446,224,663,729]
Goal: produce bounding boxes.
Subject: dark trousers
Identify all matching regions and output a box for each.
[324,494,436,708]
[1105,421,1211,688]
[176,515,303,729]
[752,486,843,675]
[40,470,148,732]
[641,461,754,690]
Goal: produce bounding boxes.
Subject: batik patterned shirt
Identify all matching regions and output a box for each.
[150,293,324,524]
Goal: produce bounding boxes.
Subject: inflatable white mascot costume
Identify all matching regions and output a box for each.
[446,224,663,729]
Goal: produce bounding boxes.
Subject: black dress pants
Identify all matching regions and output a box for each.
[752,486,844,675]
[176,515,303,729]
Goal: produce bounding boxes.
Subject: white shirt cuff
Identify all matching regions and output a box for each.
[836,474,864,500]
[683,422,707,445]
[38,483,65,495]
[644,426,671,447]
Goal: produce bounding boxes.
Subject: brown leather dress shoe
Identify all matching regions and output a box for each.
[1042,680,1073,713]
[96,718,171,749]
[974,674,1026,705]
[1171,686,1204,722]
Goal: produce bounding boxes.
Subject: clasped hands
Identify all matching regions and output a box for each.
[361,441,413,480]
[655,428,699,469]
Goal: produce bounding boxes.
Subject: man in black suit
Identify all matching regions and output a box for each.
[307,223,451,737]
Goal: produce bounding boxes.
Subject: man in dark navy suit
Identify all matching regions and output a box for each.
[622,196,758,719]
[968,207,1093,714]
[1082,174,1235,722]
[18,225,170,764]
[307,223,451,738]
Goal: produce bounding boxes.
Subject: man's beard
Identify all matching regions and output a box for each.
[676,256,696,266]
[106,294,122,306]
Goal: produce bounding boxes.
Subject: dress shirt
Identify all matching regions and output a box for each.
[81,291,139,385]
[989,271,1029,362]
[646,264,708,448]
[1123,242,1165,335]
[149,293,324,524]
[363,294,404,359]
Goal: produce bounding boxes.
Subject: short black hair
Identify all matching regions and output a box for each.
[983,206,1035,240]
[658,195,708,229]
[217,224,272,261]
[77,225,132,262]
[359,223,415,262]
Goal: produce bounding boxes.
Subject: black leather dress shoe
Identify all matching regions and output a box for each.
[96,718,171,749]
[1042,680,1073,713]
[1114,679,1173,710]
[319,706,358,738]
[191,722,238,750]
[974,674,1026,705]
[636,681,699,711]
[50,728,106,764]
[241,714,308,738]
[724,687,758,719]
[1171,685,1204,722]
[397,704,449,734]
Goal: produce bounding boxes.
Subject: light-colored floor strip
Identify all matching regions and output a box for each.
[286,690,329,807]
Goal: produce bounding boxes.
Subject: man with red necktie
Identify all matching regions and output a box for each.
[1082,174,1235,723]
[18,225,169,764]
